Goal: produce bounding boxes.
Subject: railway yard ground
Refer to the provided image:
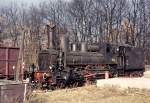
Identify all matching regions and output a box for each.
[27,72,150,103]
[27,85,150,103]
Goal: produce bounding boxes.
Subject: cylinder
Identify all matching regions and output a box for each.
[81,42,87,52]
[72,44,76,51]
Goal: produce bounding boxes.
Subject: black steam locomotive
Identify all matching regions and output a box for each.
[30,26,145,90]
[30,42,144,89]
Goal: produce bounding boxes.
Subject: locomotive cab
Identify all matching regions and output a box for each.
[116,45,145,77]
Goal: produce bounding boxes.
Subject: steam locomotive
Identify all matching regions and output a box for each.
[31,44,144,89]
[30,26,145,89]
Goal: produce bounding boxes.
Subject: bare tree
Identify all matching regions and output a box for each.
[2,2,20,47]
[68,0,95,42]
[0,0,150,64]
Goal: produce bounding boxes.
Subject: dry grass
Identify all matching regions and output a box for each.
[27,85,150,103]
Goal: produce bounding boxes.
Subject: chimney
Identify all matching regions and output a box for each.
[81,42,87,52]
[60,35,68,69]
[46,25,55,49]
[49,27,53,49]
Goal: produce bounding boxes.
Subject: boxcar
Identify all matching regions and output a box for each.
[0,47,20,80]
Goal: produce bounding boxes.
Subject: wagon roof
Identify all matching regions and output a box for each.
[0,46,19,49]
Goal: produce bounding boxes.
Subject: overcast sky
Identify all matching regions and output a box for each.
[0,0,48,6]
[0,0,71,6]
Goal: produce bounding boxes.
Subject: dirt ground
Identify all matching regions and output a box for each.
[27,85,150,103]
[97,77,150,90]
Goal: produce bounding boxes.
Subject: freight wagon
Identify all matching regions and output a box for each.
[0,47,21,80]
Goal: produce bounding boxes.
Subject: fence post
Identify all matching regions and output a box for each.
[105,71,109,79]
